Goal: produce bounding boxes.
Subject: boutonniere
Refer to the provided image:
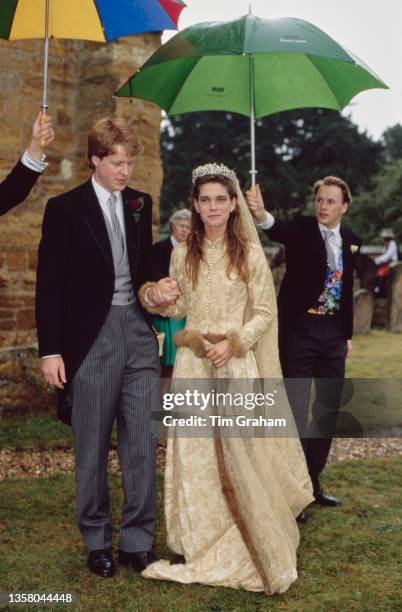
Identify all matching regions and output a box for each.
[350,244,359,254]
[127,196,144,222]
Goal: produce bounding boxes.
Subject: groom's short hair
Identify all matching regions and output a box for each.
[87,117,142,169]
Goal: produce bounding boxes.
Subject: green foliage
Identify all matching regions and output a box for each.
[349,160,402,242]
[382,123,402,163]
[160,108,384,224]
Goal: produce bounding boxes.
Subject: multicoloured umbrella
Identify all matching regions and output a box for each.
[0,0,186,112]
[116,12,388,187]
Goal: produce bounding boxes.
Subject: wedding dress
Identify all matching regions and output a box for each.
[139,186,313,595]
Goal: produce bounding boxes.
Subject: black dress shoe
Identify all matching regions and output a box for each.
[118,550,157,572]
[314,490,341,507]
[296,511,308,524]
[87,549,115,578]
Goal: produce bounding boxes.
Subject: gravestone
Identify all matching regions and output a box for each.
[388,263,402,332]
[353,289,374,333]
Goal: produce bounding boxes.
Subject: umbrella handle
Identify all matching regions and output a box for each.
[39,108,47,149]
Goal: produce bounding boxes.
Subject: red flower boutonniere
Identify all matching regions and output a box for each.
[127,196,144,222]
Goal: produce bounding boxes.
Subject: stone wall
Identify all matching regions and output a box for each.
[0,35,163,415]
[0,34,163,352]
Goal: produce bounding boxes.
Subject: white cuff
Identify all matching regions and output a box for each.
[21,149,48,173]
[41,354,61,359]
[256,211,275,230]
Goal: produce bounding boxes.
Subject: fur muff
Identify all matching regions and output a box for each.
[203,332,227,344]
[174,329,207,357]
[226,329,247,358]
[174,329,247,359]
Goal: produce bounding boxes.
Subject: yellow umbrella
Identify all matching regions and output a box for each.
[1,0,186,112]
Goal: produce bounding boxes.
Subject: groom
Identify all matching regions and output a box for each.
[246,177,361,516]
[36,117,176,577]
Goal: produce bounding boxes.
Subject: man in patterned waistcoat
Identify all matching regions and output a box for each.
[246,177,362,519]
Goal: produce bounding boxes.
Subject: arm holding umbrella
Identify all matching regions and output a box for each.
[246,185,300,242]
[0,113,55,216]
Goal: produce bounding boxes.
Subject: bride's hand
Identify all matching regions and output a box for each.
[148,277,180,306]
[206,340,233,368]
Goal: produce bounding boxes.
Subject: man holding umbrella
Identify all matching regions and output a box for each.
[0,113,54,215]
[246,178,361,518]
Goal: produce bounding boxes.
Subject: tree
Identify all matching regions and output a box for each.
[382,124,402,163]
[349,160,402,242]
[159,108,384,224]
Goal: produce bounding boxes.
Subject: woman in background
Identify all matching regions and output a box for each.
[151,209,191,380]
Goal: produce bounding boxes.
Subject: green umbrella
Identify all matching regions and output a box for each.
[116,12,388,186]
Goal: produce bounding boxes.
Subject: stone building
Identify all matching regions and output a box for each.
[0,34,163,415]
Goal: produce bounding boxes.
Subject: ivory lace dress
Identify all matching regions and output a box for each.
[140,237,313,595]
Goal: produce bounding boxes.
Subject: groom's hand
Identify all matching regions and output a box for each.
[149,277,180,306]
[41,356,67,389]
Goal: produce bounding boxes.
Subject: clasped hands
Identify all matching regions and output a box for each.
[149,279,232,367]
[147,277,180,307]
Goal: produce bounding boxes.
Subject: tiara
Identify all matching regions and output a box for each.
[192,163,236,184]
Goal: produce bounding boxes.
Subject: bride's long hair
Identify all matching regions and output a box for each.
[185,174,249,287]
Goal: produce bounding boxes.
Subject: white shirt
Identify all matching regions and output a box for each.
[257,211,342,262]
[91,176,126,239]
[21,149,48,173]
[170,235,178,247]
[375,240,398,265]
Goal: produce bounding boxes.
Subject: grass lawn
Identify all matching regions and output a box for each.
[1,331,401,609]
[1,330,401,451]
[346,330,402,378]
[1,459,401,611]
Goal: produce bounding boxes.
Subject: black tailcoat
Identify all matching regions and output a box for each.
[265,215,362,341]
[151,237,173,279]
[0,161,41,215]
[36,179,155,423]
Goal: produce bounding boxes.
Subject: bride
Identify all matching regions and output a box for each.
[139,163,313,595]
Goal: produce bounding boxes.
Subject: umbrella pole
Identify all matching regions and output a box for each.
[41,0,50,116]
[249,54,257,191]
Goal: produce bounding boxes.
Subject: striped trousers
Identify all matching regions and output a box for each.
[71,304,160,552]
